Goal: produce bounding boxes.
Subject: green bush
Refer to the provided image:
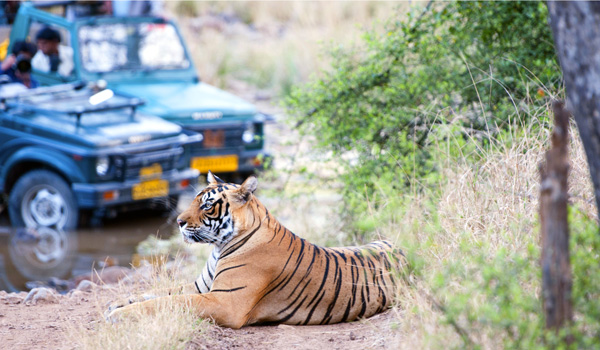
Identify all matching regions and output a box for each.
[285,1,560,231]
[569,208,600,348]
[425,207,600,349]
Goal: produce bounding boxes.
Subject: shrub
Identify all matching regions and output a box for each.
[423,207,600,349]
[285,1,560,231]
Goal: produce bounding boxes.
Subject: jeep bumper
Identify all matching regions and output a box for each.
[72,168,199,209]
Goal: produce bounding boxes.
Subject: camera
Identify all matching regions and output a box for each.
[13,54,32,74]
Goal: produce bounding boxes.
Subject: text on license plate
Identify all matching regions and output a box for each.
[132,179,169,200]
[191,155,239,173]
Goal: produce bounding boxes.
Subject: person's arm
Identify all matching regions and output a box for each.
[1,54,16,71]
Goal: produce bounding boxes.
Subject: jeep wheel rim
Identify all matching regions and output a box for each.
[22,185,68,228]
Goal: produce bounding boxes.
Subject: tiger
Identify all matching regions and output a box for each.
[107,171,406,329]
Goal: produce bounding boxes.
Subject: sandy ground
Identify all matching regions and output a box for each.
[0,286,111,350]
[0,283,400,350]
[188,311,399,350]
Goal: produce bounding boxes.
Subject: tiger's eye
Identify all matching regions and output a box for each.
[202,202,212,210]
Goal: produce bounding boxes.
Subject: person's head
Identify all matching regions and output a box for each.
[35,26,61,55]
[11,41,37,60]
[11,41,36,74]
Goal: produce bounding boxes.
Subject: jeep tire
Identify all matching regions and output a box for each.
[9,169,79,230]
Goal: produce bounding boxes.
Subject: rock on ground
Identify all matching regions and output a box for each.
[24,287,59,305]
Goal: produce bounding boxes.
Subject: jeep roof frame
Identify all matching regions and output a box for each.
[1,81,145,125]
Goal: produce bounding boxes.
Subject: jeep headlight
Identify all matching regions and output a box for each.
[96,156,110,176]
[242,124,255,143]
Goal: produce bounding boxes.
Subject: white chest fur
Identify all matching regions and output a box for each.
[195,247,220,293]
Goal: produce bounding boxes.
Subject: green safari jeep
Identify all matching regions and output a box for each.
[0,82,201,229]
[8,2,271,178]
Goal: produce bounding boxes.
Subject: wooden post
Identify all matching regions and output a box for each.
[539,100,573,333]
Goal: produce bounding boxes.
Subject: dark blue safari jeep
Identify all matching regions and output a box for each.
[0,82,201,229]
[8,2,271,179]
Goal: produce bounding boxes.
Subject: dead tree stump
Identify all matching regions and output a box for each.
[539,100,573,332]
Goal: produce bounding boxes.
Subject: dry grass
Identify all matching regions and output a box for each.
[74,303,209,350]
[67,255,208,350]
[167,1,413,94]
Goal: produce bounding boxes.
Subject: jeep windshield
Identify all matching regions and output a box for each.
[78,22,190,73]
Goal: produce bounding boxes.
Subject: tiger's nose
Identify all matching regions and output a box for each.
[177,219,186,228]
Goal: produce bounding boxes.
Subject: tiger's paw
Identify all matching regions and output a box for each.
[105,294,157,322]
[105,306,127,323]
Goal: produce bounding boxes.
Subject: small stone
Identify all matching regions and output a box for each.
[76,280,96,292]
[24,287,59,305]
[1,292,24,305]
[349,332,356,341]
[95,266,131,285]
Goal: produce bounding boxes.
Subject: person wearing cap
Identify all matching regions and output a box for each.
[31,26,74,77]
[0,41,39,88]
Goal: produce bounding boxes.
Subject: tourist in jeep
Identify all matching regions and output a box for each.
[31,26,74,77]
[0,40,38,88]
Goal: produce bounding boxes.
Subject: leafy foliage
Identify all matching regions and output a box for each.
[410,207,600,349]
[285,1,560,228]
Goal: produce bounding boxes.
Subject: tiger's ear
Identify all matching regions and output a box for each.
[233,175,258,204]
[207,170,225,184]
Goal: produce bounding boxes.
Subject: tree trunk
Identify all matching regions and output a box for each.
[547,1,600,218]
[539,101,573,332]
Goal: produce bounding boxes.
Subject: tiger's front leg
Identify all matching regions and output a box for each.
[106,283,199,315]
[107,292,249,329]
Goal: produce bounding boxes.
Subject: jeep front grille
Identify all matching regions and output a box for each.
[122,147,183,180]
[187,125,244,152]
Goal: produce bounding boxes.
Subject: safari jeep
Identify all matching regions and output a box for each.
[0,82,201,229]
[8,2,270,179]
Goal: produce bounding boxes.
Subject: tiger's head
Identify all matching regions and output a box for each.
[176,171,258,246]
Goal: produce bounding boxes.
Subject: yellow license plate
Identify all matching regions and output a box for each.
[132,179,169,200]
[191,155,238,173]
